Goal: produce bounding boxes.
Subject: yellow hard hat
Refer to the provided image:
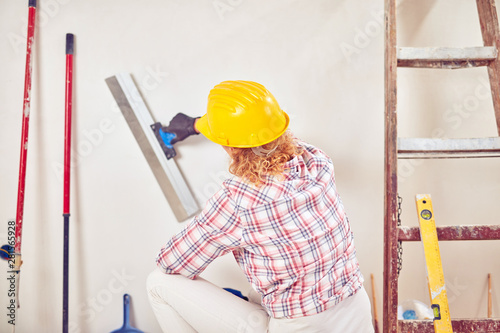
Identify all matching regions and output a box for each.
[196,80,289,148]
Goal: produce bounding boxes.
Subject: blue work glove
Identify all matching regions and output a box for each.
[223,288,249,301]
[162,113,200,145]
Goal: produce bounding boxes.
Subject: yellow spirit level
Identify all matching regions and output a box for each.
[416,194,453,333]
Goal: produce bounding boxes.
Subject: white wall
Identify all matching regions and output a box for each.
[0,0,499,332]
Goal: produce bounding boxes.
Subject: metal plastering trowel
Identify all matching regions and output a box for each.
[105,73,198,222]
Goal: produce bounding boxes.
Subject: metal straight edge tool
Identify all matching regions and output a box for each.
[105,73,198,222]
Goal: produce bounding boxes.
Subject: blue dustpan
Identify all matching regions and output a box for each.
[111,294,144,333]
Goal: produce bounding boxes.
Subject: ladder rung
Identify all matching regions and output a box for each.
[398,225,500,241]
[397,47,498,69]
[399,319,500,332]
[398,137,500,158]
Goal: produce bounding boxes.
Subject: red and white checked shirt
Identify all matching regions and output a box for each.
[156,141,363,318]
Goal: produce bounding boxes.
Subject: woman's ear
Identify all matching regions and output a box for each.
[222,146,233,155]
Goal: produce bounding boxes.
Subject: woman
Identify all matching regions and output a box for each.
[147,80,373,332]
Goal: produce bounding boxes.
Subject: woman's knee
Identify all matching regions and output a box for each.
[146,269,193,302]
[146,268,179,301]
[146,268,165,291]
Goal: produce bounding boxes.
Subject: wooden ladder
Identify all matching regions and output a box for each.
[384,0,500,332]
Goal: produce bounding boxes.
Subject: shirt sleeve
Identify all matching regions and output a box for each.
[155,187,242,279]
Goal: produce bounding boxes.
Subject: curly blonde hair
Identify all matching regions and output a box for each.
[227,131,303,186]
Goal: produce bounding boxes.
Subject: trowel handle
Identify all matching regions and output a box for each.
[123,294,131,327]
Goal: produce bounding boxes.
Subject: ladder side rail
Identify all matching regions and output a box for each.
[476,0,500,135]
[383,0,399,332]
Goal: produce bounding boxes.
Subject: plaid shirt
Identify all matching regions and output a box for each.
[156,141,363,318]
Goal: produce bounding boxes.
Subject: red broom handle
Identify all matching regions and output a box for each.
[64,34,74,215]
[63,33,74,333]
[15,0,37,255]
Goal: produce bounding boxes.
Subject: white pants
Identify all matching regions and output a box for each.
[147,269,374,333]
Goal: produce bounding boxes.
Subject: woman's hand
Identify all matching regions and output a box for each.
[162,113,200,144]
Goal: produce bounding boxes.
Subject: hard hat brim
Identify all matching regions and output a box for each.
[196,111,290,148]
